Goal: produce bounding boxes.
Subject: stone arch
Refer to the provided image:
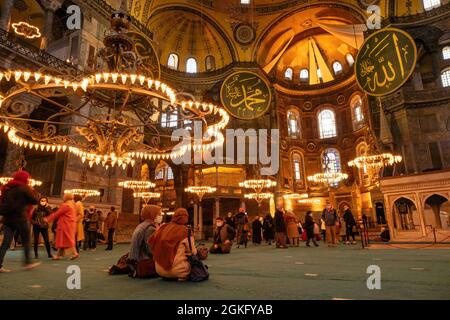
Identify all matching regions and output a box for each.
[424,193,450,229]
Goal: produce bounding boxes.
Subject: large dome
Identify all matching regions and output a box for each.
[147,8,235,73]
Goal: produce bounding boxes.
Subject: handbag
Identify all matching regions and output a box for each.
[135,258,157,278]
[187,227,209,282]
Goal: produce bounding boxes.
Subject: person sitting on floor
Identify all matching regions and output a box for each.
[210,217,235,254]
[129,205,161,264]
[148,208,197,281]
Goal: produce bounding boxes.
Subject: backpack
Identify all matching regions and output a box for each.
[109,253,132,275]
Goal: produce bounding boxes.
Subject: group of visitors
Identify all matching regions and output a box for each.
[208,203,359,252]
[113,205,205,282]
[0,171,119,272]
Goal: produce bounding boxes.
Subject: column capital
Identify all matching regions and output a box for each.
[40,0,64,12]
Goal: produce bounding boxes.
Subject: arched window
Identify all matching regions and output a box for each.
[167,53,179,70]
[443,47,450,60]
[322,148,341,174]
[284,68,293,80]
[205,55,215,71]
[161,110,178,128]
[442,69,450,88]
[322,148,341,187]
[333,61,343,75]
[423,0,441,11]
[317,69,323,80]
[351,95,365,130]
[300,69,309,82]
[155,169,164,180]
[287,110,300,137]
[318,109,337,139]
[292,153,303,182]
[186,58,197,73]
[166,167,174,180]
[346,53,355,67]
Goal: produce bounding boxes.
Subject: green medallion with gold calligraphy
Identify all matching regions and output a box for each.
[355,28,417,97]
[220,71,272,120]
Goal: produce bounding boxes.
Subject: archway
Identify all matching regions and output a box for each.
[375,202,386,225]
[424,194,449,230]
[392,197,418,231]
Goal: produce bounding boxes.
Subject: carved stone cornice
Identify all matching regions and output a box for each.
[274,75,357,97]
[381,87,450,113]
[384,3,450,27]
[380,170,450,194]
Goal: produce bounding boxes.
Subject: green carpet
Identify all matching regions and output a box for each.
[1,243,449,300]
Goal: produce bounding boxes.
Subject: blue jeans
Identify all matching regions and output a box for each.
[0,222,31,268]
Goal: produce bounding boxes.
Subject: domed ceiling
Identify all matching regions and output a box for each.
[256,5,364,86]
[147,8,235,73]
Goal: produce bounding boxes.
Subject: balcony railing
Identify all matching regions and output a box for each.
[0,28,79,75]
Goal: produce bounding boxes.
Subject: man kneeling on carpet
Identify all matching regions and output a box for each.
[210,217,235,254]
[148,208,199,282]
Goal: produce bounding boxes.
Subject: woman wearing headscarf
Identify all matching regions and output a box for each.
[0,171,40,272]
[31,197,52,259]
[148,208,197,281]
[45,193,78,260]
[285,209,300,247]
[129,205,162,263]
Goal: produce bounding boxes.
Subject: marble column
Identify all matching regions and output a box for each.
[215,197,220,219]
[0,0,14,31]
[415,193,427,236]
[2,142,24,175]
[40,0,64,51]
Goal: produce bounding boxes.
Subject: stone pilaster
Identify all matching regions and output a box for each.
[40,0,64,51]
[0,0,14,31]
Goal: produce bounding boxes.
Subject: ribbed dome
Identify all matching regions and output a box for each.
[147,9,234,73]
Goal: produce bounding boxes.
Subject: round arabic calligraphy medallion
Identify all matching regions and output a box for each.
[355,28,417,97]
[220,71,272,120]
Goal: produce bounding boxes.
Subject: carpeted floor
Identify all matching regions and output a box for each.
[1,242,449,300]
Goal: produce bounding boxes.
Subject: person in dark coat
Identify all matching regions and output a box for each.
[343,205,357,245]
[252,215,262,244]
[235,208,249,248]
[274,205,287,248]
[225,212,235,230]
[0,171,40,272]
[304,211,319,247]
[31,197,53,259]
[262,214,275,245]
[210,217,234,254]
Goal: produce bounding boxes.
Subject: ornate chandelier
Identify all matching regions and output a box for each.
[348,153,402,169]
[184,186,217,202]
[0,3,229,170]
[118,180,155,190]
[64,189,100,198]
[0,176,42,187]
[283,193,308,200]
[12,22,41,39]
[244,192,273,200]
[240,177,276,208]
[133,191,161,204]
[239,179,277,189]
[307,172,348,185]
